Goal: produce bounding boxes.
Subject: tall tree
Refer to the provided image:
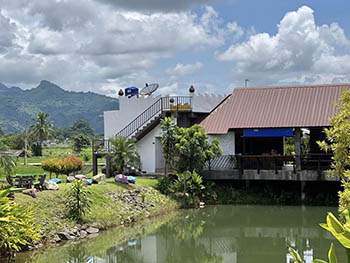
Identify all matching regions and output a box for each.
[72,133,91,153]
[175,124,222,173]
[318,89,350,217]
[71,120,95,137]
[108,136,141,176]
[160,117,178,175]
[0,142,16,180]
[30,112,54,156]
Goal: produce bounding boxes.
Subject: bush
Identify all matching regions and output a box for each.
[169,170,206,206]
[41,158,61,178]
[65,180,91,222]
[0,187,41,260]
[61,156,83,177]
[156,175,175,195]
[41,156,83,179]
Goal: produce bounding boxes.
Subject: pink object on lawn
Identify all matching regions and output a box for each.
[114,174,128,184]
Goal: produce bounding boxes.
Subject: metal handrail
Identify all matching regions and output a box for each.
[116,96,192,139]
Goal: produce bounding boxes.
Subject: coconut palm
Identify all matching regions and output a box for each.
[0,142,16,181]
[108,136,141,175]
[30,112,54,156]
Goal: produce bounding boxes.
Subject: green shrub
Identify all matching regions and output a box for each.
[61,156,83,177]
[65,180,91,222]
[41,158,60,178]
[0,187,41,260]
[170,170,206,206]
[41,156,83,179]
[156,175,175,195]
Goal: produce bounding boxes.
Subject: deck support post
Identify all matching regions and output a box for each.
[93,153,98,176]
[106,155,111,178]
[295,128,302,171]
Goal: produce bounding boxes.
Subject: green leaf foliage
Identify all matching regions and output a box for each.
[312,243,338,263]
[72,133,91,153]
[0,141,16,178]
[160,117,178,174]
[169,170,206,206]
[41,156,83,178]
[0,187,41,259]
[175,124,222,173]
[30,112,54,156]
[287,246,303,263]
[108,136,141,174]
[65,180,92,222]
[317,89,350,217]
[318,89,350,180]
[320,212,350,248]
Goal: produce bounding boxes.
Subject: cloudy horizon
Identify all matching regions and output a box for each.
[0,0,349,97]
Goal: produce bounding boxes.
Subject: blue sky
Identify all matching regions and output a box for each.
[0,0,349,96]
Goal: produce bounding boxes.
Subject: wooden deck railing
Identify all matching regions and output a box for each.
[206,153,333,176]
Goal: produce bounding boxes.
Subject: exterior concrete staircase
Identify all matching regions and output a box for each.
[115,96,192,141]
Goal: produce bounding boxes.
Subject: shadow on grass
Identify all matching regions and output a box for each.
[106,180,135,190]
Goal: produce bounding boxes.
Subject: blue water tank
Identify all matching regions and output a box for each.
[125,87,139,98]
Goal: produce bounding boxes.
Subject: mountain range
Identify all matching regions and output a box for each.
[0,80,119,133]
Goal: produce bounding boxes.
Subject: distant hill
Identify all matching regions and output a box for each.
[0,80,119,133]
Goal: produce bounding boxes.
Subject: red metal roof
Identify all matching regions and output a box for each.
[201,83,350,134]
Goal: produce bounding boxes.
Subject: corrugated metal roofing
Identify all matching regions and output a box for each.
[200,84,350,134]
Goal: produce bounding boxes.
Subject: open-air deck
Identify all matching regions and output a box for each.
[203,153,335,181]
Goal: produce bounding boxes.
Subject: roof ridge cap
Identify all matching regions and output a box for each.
[235,83,350,91]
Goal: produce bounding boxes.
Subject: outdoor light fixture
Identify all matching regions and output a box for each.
[118,89,124,96]
[169,97,174,103]
[189,85,195,93]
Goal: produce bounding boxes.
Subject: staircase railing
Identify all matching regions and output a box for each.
[116,96,192,139]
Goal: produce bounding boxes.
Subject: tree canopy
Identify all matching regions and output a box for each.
[108,136,141,174]
[30,112,54,156]
[318,89,350,216]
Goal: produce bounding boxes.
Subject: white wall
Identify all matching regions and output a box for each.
[104,95,160,140]
[137,124,162,173]
[209,131,235,155]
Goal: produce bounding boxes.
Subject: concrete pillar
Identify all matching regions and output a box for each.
[93,153,98,176]
[295,128,302,171]
[106,156,111,178]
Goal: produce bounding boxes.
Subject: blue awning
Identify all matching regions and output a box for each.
[243,128,293,137]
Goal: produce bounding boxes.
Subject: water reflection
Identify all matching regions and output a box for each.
[17,205,342,263]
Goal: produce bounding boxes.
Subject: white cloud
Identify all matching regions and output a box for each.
[217,5,350,85]
[166,62,203,76]
[0,1,227,93]
[0,12,18,53]
[158,82,179,96]
[94,0,215,12]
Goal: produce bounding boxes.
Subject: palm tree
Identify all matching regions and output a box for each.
[0,142,16,181]
[30,112,54,156]
[108,136,141,176]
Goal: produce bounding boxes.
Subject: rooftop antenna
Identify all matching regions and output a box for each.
[140,83,159,96]
[245,79,249,88]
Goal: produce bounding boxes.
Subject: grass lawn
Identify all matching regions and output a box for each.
[0,146,106,184]
[13,176,170,238]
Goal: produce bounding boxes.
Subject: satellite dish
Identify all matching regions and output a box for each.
[140,83,159,96]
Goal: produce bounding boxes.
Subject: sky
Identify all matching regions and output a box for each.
[0,0,349,97]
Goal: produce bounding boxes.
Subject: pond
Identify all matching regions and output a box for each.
[14,205,343,263]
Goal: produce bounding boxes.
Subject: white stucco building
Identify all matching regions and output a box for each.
[103,91,226,173]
